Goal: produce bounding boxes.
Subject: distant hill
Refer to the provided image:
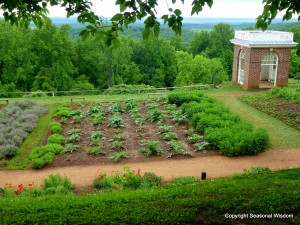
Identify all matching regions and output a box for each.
[50,17,299,45]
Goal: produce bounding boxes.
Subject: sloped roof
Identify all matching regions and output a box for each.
[230,30,298,48]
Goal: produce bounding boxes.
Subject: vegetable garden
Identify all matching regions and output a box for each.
[1,90,271,169]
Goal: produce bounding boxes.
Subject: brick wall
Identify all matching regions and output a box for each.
[231,45,292,89]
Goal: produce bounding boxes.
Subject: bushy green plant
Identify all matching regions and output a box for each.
[170,110,187,124]
[108,103,124,113]
[108,114,124,128]
[163,132,178,141]
[167,91,203,106]
[90,113,104,125]
[88,106,105,116]
[43,174,74,190]
[47,134,65,144]
[49,122,62,134]
[157,125,173,134]
[93,165,162,191]
[140,140,162,157]
[167,140,194,158]
[90,130,104,140]
[61,144,80,153]
[67,133,81,143]
[30,144,63,169]
[108,151,129,162]
[125,98,139,110]
[205,125,270,156]
[86,146,106,155]
[32,152,55,169]
[55,107,72,118]
[146,109,164,123]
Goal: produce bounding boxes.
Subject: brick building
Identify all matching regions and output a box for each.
[230,30,298,89]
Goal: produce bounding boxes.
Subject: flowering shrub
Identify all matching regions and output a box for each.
[0,174,74,198]
[0,101,47,160]
[93,165,162,191]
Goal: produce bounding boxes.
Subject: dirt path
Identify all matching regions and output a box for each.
[1,149,299,190]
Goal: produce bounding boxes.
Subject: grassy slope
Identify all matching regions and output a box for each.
[0,168,299,225]
[207,86,300,149]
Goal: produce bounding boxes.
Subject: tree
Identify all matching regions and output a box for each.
[0,0,298,46]
[189,30,210,57]
[289,49,300,78]
[175,51,228,86]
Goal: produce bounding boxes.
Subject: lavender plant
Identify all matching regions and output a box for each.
[0,101,47,159]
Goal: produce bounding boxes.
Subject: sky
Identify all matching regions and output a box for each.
[48,0,289,18]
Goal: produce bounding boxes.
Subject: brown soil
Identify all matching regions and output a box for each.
[45,101,219,168]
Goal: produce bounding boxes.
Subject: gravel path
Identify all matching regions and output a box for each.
[1,149,299,190]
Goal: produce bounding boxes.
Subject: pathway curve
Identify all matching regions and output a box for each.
[1,149,299,190]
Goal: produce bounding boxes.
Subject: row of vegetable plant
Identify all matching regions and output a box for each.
[168,90,270,156]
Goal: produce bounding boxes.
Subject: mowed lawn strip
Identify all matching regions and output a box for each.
[207,91,300,149]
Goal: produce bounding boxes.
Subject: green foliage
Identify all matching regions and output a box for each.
[49,122,62,134]
[55,107,72,118]
[267,87,300,104]
[108,151,129,162]
[88,106,106,116]
[175,51,228,86]
[167,90,203,106]
[1,168,300,224]
[108,103,124,113]
[108,114,124,128]
[47,134,65,145]
[140,140,162,157]
[167,140,194,158]
[29,144,62,169]
[61,144,80,154]
[93,166,162,191]
[180,92,270,156]
[146,109,164,123]
[43,174,74,190]
[86,146,106,155]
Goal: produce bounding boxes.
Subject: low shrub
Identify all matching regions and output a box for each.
[93,166,162,191]
[47,134,65,145]
[30,144,63,169]
[55,107,72,118]
[49,122,62,134]
[205,125,270,156]
[167,91,203,106]
[43,174,74,190]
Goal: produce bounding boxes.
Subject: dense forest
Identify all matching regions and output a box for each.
[0,19,299,94]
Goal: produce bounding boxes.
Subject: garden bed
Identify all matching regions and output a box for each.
[43,99,219,168]
[239,93,300,131]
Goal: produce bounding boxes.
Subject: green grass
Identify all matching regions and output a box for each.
[207,91,300,149]
[0,168,299,224]
[5,105,57,169]
[288,78,300,88]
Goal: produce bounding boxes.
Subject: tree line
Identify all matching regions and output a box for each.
[0,19,299,94]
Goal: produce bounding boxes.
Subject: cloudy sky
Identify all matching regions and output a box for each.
[48,0,289,18]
